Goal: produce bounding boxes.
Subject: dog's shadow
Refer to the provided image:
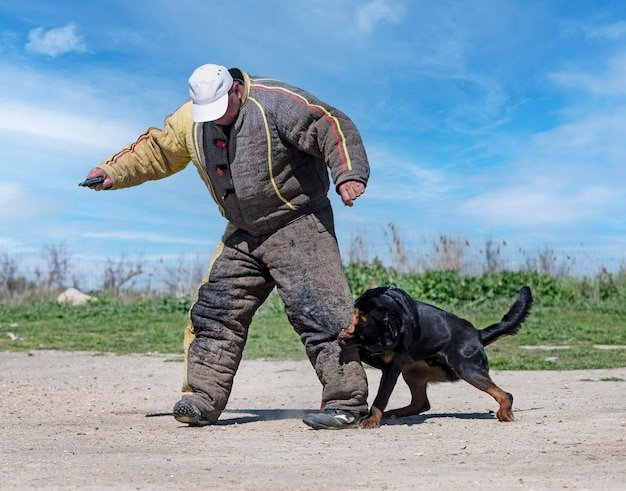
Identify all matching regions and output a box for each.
[380,411,495,426]
[146,409,497,426]
[218,408,314,425]
[378,406,543,426]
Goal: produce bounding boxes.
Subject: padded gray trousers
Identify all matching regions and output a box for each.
[182,207,368,423]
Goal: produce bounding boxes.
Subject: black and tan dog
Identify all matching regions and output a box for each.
[339,286,533,428]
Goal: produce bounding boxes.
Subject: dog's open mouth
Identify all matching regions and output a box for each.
[362,345,393,357]
[338,332,359,350]
[338,333,391,357]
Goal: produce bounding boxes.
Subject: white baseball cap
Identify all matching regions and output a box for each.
[188,64,234,122]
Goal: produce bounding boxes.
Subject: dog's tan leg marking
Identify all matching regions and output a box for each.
[487,386,514,421]
[461,369,514,421]
[385,361,459,419]
[383,362,432,418]
[470,383,513,421]
[360,406,383,429]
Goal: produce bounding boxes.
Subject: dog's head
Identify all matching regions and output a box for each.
[338,286,418,357]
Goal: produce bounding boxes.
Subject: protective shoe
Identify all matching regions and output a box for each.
[173,399,212,427]
[302,409,364,430]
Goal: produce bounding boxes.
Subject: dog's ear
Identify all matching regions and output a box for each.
[381,310,402,344]
[384,287,420,347]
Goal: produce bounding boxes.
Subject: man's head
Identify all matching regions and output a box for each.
[188,64,241,124]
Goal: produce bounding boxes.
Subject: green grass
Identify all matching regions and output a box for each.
[1,290,625,369]
[0,296,187,354]
[0,292,303,360]
[1,268,625,370]
[442,301,626,370]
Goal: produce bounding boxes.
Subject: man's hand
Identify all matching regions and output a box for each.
[82,169,112,191]
[338,181,365,207]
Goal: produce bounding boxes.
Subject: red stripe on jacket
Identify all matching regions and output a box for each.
[108,110,177,165]
[251,86,349,172]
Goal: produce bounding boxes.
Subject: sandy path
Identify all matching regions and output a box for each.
[1,351,624,490]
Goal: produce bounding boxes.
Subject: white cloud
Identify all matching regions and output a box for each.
[532,111,626,162]
[583,20,626,41]
[26,23,86,57]
[0,236,26,249]
[458,108,626,229]
[461,182,615,227]
[0,182,22,207]
[0,62,152,154]
[550,52,626,96]
[442,74,510,132]
[83,230,213,246]
[0,182,43,226]
[0,31,20,53]
[365,147,450,203]
[356,0,403,34]
[0,101,137,152]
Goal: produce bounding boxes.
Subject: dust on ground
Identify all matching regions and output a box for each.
[1,351,624,490]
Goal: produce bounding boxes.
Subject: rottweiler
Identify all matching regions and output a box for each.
[338,285,533,428]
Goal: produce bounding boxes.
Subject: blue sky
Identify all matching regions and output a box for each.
[1,0,626,277]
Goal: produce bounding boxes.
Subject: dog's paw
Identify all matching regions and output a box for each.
[496,410,514,422]
[496,392,514,421]
[359,407,383,429]
[359,416,382,429]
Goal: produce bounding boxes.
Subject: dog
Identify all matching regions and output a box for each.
[338,285,533,428]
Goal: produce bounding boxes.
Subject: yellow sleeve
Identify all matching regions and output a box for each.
[97,101,194,189]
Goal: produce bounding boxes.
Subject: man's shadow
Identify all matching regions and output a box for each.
[146,409,501,426]
[146,408,313,425]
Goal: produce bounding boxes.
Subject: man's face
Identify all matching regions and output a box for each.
[212,83,242,126]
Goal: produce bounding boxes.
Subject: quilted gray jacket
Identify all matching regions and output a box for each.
[97,68,370,236]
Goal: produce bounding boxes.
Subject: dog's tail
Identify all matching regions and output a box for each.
[479,286,533,346]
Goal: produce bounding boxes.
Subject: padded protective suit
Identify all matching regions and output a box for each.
[96,68,370,422]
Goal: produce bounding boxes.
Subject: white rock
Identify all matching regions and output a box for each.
[57,288,95,306]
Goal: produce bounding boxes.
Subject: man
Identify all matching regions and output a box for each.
[83,64,370,429]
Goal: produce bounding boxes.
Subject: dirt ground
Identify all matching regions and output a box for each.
[1,351,624,490]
